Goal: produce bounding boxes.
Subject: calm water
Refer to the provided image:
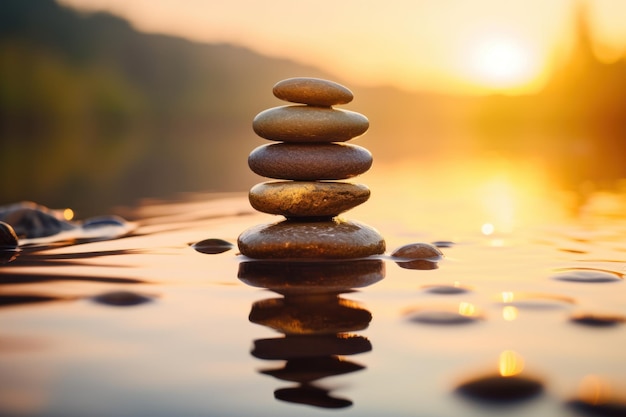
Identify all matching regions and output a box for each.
[1,178,625,416]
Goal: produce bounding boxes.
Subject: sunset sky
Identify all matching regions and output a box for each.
[58,0,626,95]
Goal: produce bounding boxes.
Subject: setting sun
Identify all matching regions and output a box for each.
[468,35,540,92]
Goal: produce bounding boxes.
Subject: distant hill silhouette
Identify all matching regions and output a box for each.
[1,0,625,214]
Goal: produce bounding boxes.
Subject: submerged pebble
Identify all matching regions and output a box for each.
[456,374,543,404]
[406,305,482,325]
[570,312,626,327]
[92,291,154,307]
[192,238,233,254]
[552,269,622,283]
[422,284,471,295]
[568,375,626,417]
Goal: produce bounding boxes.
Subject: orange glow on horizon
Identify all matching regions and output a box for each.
[57,0,626,96]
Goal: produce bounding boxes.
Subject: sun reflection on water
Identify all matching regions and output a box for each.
[498,350,525,377]
[502,306,519,321]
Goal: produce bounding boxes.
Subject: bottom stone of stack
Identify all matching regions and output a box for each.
[237,218,386,259]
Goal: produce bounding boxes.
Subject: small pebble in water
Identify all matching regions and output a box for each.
[422,284,471,295]
[92,291,154,307]
[82,215,128,229]
[552,269,622,283]
[456,374,543,404]
[0,221,18,248]
[567,375,626,417]
[391,242,443,260]
[432,240,455,248]
[192,238,234,254]
[406,303,481,325]
[570,312,625,327]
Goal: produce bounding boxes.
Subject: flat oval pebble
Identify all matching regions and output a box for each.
[407,310,480,325]
[237,218,385,259]
[191,238,234,254]
[456,374,543,403]
[248,143,372,181]
[252,105,369,142]
[552,269,622,283]
[570,312,625,327]
[273,77,353,106]
[249,181,370,218]
[274,386,352,409]
[422,284,471,295]
[92,291,153,307]
[248,143,372,180]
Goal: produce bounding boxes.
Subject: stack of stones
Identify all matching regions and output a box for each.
[237,77,385,259]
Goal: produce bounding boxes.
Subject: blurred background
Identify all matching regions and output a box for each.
[1,0,625,217]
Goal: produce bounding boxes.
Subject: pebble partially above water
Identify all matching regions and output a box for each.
[238,218,385,259]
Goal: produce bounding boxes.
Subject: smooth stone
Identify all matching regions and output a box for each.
[456,374,544,403]
[391,242,444,260]
[91,291,153,307]
[252,105,368,142]
[570,312,625,327]
[248,143,372,180]
[273,77,353,106]
[237,218,386,259]
[249,181,370,218]
[0,221,18,248]
[0,201,75,238]
[191,238,234,254]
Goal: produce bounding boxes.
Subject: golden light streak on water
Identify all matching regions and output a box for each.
[498,350,524,377]
[458,302,477,317]
[502,306,519,321]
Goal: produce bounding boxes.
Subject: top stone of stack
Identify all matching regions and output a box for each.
[273,77,353,107]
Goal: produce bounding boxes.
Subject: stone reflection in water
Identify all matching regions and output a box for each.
[455,350,543,405]
[238,259,384,409]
